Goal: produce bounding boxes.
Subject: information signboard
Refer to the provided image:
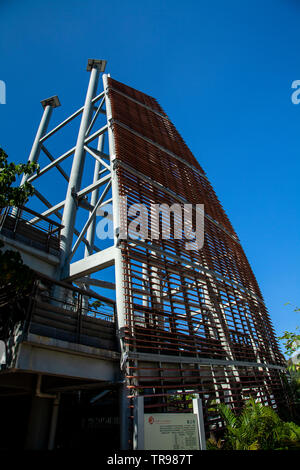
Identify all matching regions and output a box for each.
[144,413,200,450]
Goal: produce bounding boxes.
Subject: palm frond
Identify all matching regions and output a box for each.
[217,403,237,429]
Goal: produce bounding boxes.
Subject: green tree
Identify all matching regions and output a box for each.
[278,303,300,370]
[0,148,38,339]
[0,146,38,289]
[0,147,38,208]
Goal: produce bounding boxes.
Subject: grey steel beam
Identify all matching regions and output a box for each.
[74,277,116,290]
[86,96,106,136]
[39,91,105,144]
[29,176,111,225]
[27,124,108,184]
[70,179,111,260]
[66,245,116,280]
[40,106,84,144]
[84,144,111,171]
[128,351,286,371]
[33,189,99,254]
[84,134,106,257]
[76,173,111,199]
[41,145,69,182]
[27,145,76,183]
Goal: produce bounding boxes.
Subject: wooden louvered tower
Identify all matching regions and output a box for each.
[0,60,287,450]
[105,76,287,446]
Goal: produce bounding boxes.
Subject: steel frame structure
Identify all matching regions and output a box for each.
[19,59,287,449]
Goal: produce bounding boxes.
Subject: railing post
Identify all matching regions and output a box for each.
[46,223,52,253]
[21,279,38,342]
[77,292,83,344]
[11,207,22,240]
[0,207,8,231]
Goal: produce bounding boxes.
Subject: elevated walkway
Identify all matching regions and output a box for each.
[0,206,120,398]
[1,272,119,380]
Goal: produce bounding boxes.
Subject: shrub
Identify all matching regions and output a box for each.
[207,398,300,450]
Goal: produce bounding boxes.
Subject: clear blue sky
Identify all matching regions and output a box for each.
[1,0,300,345]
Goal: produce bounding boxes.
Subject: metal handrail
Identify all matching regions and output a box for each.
[0,205,63,229]
[0,206,63,254]
[22,274,116,347]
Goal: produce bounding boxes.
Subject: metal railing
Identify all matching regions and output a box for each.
[0,206,63,255]
[23,275,117,350]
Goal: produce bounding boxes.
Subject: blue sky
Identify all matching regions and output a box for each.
[1,0,300,345]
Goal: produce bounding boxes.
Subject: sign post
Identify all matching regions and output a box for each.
[0,340,6,370]
[192,397,206,450]
[133,396,144,450]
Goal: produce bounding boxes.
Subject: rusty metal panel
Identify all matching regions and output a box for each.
[107,77,287,433]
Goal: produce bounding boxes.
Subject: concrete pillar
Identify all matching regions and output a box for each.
[25,396,53,450]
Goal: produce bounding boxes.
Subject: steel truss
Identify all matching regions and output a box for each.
[19,59,287,449]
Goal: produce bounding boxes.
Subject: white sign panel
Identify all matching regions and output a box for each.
[144,413,200,450]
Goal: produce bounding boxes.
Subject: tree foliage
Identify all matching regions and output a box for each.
[0,147,38,208]
[0,148,37,337]
[0,148,37,290]
[207,399,300,450]
[278,303,300,371]
[0,241,35,292]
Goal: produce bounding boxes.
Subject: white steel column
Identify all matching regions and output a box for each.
[60,62,101,276]
[20,96,60,186]
[84,133,105,257]
[103,74,126,332]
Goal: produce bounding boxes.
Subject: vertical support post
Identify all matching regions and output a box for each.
[20,96,60,186]
[25,395,53,450]
[192,397,206,450]
[84,133,105,257]
[150,254,164,329]
[60,62,101,276]
[81,134,106,313]
[119,381,131,450]
[103,73,129,449]
[103,73,126,330]
[133,396,144,450]
[142,262,149,327]
[47,394,61,450]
